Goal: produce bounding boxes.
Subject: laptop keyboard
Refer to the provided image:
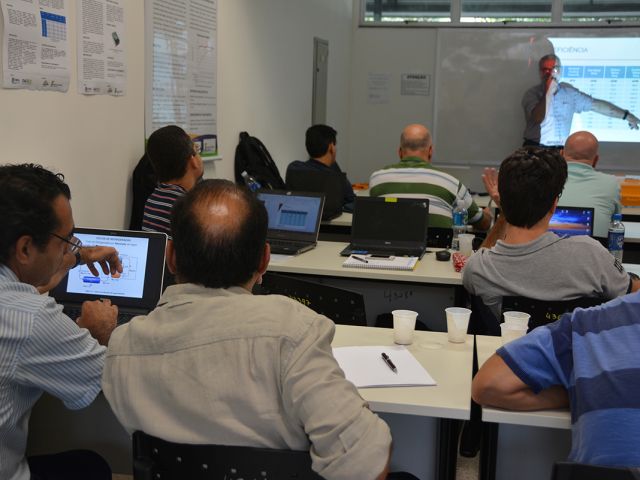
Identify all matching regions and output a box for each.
[64,306,136,326]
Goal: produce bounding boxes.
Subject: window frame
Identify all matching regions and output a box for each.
[359,0,640,26]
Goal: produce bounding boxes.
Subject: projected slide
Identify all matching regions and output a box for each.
[550,37,640,143]
[66,233,149,298]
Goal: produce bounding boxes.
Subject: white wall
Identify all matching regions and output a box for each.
[211,0,354,182]
[347,26,437,183]
[0,0,353,228]
[0,2,145,229]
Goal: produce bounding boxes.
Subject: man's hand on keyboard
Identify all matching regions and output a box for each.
[77,299,118,346]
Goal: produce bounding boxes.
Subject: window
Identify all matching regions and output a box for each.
[563,0,640,22]
[363,0,450,23]
[360,0,640,24]
[461,0,552,22]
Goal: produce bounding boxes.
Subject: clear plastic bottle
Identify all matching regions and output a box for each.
[608,213,625,262]
[451,204,468,251]
[240,170,262,192]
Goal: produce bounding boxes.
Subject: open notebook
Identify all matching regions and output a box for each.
[342,255,418,271]
[332,345,436,388]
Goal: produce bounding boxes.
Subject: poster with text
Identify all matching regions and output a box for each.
[77,0,126,96]
[144,0,218,158]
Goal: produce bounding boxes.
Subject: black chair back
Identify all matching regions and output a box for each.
[258,273,367,326]
[133,431,323,480]
[552,461,640,480]
[502,296,604,332]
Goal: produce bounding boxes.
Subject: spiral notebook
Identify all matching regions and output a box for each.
[342,254,419,271]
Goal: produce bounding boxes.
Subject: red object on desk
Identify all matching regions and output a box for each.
[452,252,468,272]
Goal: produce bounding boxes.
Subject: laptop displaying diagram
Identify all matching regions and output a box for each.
[548,206,595,237]
[340,197,430,258]
[50,228,167,325]
[258,190,325,255]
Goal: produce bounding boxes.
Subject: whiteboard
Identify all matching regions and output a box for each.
[434,27,640,171]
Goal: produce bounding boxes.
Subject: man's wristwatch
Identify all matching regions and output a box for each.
[74,249,83,269]
[623,110,630,120]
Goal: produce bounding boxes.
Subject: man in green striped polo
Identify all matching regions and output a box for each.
[369,124,492,230]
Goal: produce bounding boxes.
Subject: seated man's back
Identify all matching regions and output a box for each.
[477,291,640,466]
[102,179,391,480]
[463,147,635,320]
[369,124,489,230]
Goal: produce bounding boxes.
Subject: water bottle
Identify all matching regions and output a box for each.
[451,204,468,251]
[240,170,262,192]
[608,213,625,262]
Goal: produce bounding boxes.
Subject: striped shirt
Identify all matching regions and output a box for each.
[499,291,640,466]
[142,183,187,239]
[0,264,105,480]
[369,157,482,228]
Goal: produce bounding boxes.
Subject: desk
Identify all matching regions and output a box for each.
[475,335,571,480]
[27,325,473,478]
[268,241,463,330]
[335,325,473,479]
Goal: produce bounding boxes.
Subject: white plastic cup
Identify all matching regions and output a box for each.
[503,311,531,329]
[445,307,471,343]
[501,323,528,345]
[392,309,418,345]
[458,234,475,257]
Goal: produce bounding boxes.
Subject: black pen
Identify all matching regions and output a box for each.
[381,352,397,373]
[352,255,368,263]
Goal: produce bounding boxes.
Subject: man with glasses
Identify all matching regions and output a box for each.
[462,148,639,322]
[0,164,123,480]
[522,54,639,147]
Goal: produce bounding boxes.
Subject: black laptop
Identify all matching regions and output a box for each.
[548,206,595,237]
[258,190,325,255]
[340,197,430,258]
[50,228,167,325]
[285,168,343,221]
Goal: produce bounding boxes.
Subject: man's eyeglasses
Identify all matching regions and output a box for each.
[50,233,83,253]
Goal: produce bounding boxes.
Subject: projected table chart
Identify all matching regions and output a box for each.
[550,37,640,142]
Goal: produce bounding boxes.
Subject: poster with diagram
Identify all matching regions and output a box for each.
[76,0,126,96]
[1,0,69,91]
[144,0,218,158]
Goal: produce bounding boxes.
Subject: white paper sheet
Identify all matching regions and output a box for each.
[332,345,437,388]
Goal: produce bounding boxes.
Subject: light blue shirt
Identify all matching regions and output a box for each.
[561,162,621,238]
[0,264,105,480]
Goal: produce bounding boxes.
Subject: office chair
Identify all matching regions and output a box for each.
[132,431,322,480]
[552,461,640,480]
[502,296,604,332]
[258,272,367,326]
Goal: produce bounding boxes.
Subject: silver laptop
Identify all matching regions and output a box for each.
[50,228,167,325]
[258,190,324,255]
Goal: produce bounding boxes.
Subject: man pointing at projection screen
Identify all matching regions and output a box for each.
[522,54,639,147]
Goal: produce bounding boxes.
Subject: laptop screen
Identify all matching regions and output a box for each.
[50,228,167,310]
[258,191,324,238]
[352,197,430,243]
[548,206,595,237]
[286,169,344,220]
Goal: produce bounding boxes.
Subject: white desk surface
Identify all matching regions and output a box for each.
[476,335,571,430]
[333,325,473,420]
[323,211,352,227]
[268,241,463,285]
[623,221,640,243]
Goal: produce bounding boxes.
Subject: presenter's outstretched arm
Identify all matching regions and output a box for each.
[591,99,639,130]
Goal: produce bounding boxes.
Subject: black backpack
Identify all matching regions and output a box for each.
[234,131,286,190]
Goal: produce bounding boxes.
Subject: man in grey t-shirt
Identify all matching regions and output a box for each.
[464,147,639,320]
